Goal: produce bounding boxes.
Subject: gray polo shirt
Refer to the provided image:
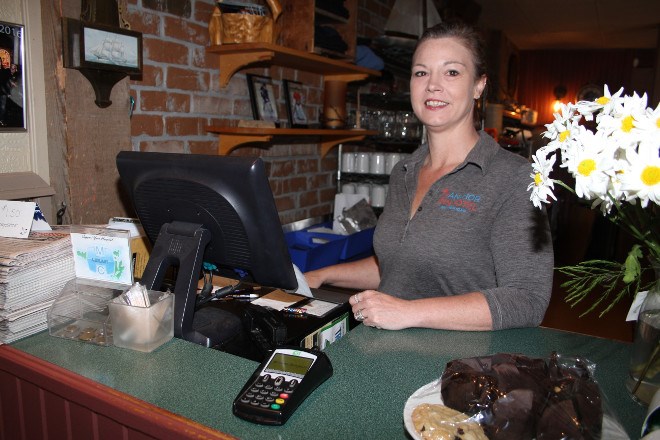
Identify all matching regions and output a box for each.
[374,131,554,330]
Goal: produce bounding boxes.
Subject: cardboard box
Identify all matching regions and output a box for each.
[129,234,151,280]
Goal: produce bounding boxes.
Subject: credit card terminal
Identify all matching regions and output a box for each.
[232,346,333,425]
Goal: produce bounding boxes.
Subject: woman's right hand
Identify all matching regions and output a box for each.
[304,269,325,288]
[303,256,381,290]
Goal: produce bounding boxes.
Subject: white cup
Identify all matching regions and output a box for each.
[371,184,386,208]
[356,183,371,202]
[356,152,370,174]
[342,152,355,173]
[370,152,386,174]
[385,153,402,174]
[341,183,356,194]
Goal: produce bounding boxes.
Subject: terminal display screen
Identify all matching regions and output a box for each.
[266,352,313,377]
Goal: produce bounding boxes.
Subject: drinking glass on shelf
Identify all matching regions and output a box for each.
[385,153,402,174]
[356,152,370,174]
[342,152,356,173]
[347,110,357,129]
[360,109,373,130]
[370,152,385,175]
[341,183,356,194]
[369,110,382,131]
[396,111,418,140]
[371,185,386,208]
[379,111,396,139]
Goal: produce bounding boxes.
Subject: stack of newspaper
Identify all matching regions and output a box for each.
[0,229,75,344]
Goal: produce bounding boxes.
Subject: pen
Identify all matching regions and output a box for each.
[227,293,261,299]
[282,307,307,315]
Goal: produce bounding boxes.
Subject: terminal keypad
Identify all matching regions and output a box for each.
[238,374,300,410]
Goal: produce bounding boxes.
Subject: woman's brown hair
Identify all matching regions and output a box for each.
[415,21,488,81]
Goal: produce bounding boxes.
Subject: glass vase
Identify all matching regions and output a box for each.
[626,265,660,405]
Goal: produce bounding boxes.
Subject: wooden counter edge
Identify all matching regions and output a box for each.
[0,344,236,440]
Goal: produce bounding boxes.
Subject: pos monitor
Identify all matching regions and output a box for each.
[116,151,298,347]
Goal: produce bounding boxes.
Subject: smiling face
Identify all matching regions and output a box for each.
[410,37,486,134]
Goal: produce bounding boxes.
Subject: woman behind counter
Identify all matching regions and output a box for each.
[305,21,554,331]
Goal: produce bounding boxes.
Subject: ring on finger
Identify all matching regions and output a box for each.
[355,309,365,321]
[354,293,360,304]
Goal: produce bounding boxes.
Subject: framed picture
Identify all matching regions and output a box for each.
[0,21,26,131]
[63,18,143,77]
[284,80,308,128]
[246,74,279,123]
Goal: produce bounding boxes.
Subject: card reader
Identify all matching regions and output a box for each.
[232,346,332,425]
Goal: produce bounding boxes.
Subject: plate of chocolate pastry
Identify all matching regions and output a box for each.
[404,352,629,440]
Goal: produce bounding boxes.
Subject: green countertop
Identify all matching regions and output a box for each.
[12,325,644,439]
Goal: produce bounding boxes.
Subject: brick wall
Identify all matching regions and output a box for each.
[125,0,388,225]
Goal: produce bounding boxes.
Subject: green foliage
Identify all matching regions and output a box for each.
[623,245,642,283]
[559,246,657,317]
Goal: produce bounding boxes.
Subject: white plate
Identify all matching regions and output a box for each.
[403,380,443,440]
[403,380,630,440]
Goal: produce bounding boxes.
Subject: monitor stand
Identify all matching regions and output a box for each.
[140,221,239,347]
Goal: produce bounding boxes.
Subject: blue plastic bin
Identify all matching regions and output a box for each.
[287,222,375,268]
[285,230,347,272]
[339,227,375,261]
[307,221,374,261]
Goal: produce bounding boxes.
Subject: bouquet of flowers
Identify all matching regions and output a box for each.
[528,85,659,316]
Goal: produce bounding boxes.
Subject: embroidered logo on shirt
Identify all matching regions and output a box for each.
[436,189,481,213]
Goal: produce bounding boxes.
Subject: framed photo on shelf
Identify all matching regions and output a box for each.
[246,74,279,123]
[0,21,26,131]
[283,80,308,128]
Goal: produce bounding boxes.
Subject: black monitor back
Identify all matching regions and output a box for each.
[116,151,297,291]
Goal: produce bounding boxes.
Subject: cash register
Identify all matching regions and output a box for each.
[116,152,352,361]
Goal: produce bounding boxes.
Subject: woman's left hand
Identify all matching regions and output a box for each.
[349,290,411,330]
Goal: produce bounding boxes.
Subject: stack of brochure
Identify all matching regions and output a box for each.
[0,228,75,344]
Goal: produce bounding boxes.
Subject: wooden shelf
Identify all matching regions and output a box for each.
[206,43,380,87]
[206,126,377,156]
[315,7,350,24]
[205,38,379,156]
[277,0,357,60]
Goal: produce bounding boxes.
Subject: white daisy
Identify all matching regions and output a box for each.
[556,125,591,169]
[528,152,557,208]
[632,101,660,144]
[564,129,615,202]
[605,149,632,203]
[619,140,660,208]
[543,103,579,145]
[576,85,624,121]
[596,92,648,149]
